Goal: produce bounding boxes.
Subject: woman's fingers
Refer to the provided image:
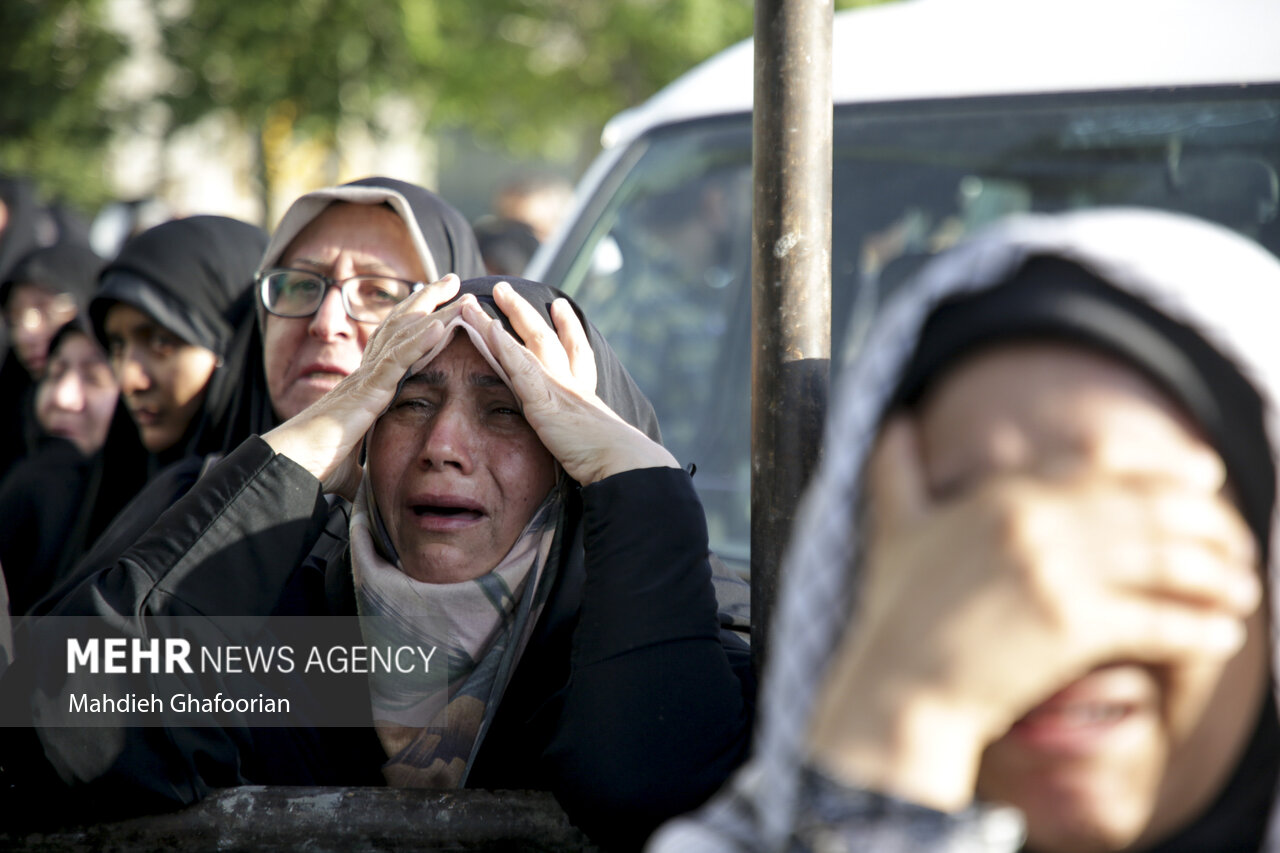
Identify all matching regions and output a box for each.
[360,276,464,389]
[366,275,458,347]
[462,291,572,414]
[550,297,598,394]
[1010,479,1261,616]
[491,281,567,371]
[1126,488,1257,565]
[1064,412,1228,493]
[1076,586,1249,663]
[460,295,676,484]
[399,273,461,318]
[462,299,548,405]
[1133,536,1260,614]
[490,281,598,394]
[856,464,1262,729]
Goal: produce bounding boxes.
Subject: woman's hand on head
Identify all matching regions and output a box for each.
[463,281,678,485]
[262,274,462,499]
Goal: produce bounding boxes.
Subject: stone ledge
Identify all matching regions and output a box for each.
[1,787,599,852]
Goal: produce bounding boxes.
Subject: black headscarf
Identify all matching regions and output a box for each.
[0,179,59,464]
[0,318,147,613]
[89,215,268,464]
[891,255,1280,851]
[473,216,540,276]
[91,216,265,360]
[879,253,1280,853]
[54,216,267,580]
[345,275,662,798]
[0,243,103,313]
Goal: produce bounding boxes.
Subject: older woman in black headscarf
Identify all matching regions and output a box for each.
[6,276,754,851]
[54,178,486,584]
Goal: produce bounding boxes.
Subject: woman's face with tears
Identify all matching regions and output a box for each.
[367,333,558,584]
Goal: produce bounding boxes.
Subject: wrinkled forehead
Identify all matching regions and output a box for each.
[403,331,507,387]
[260,185,443,284]
[281,203,420,270]
[392,317,515,406]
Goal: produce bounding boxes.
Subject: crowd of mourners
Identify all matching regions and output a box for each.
[0,169,1279,853]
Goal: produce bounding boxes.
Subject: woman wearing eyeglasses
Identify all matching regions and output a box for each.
[4,275,754,853]
[27,180,486,612]
[254,177,484,423]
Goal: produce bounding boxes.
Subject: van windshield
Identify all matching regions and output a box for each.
[550,86,1280,571]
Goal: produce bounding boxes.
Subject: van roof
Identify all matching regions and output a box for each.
[603,0,1280,148]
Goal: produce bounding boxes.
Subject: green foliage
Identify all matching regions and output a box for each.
[165,0,892,158]
[419,0,756,152]
[156,0,419,138]
[0,0,126,209]
[154,0,760,159]
[0,0,898,210]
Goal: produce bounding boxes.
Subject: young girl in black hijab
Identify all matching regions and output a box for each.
[89,215,268,469]
[12,215,270,586]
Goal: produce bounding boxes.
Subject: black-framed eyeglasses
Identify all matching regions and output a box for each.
[257,268,425,324]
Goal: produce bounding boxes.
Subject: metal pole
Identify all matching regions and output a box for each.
[750,0,832,673]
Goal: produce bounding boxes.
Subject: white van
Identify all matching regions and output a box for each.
[527,0,1280,572]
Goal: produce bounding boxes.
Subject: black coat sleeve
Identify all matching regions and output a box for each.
[0,441,91,615]
[0,436,340,814]
[25,454,205,618]
[545,467,756,850]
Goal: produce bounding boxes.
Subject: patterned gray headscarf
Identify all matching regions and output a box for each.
[350,314,563,788]
[652,208,1280,852]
